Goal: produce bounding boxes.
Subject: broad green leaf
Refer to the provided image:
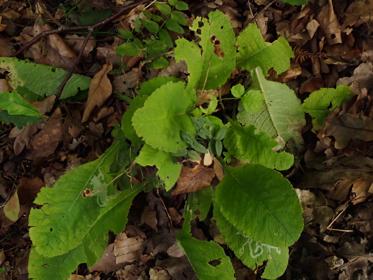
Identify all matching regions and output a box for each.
[136,144,182,190]
[177,208,235,280]
[303,85,352,129]
[215,164,303,247]
[174,10,236,90]
[175,0,188,10]
[0,57,90,99]
[237,24,293,75]
[0,91,41,127]
[175,38,202,89]
[214,207,288,280]
[224,123,294,170]
[29,187,138,280]
[281,0,307,5]
[237,68,305,145]
[171,11,188,26]
[29,142,133,257]
[132,81,196,154]
[121,76,178,144]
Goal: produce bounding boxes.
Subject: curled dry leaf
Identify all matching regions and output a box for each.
[350,178,372,205]
[82,63,113,122]
[0,79,10,92]
[9,125,38,155]
[172,163,215,196]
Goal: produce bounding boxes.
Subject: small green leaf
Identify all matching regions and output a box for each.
[237,68,305,146]
[142,19,160,34]
[237,24,293,74]
[303,85,352,130]
[159,29,174,49]
[215,164,303,247]
[224,123,294,170]
[171,11,188,26]
[150,57,169,69]
[116,41,142,57]
[214,207,289,280]
[231,84,245,98]
[0,91,41,127]
[136,144,182,190]
[177,208,235,280]
[156,3,171,15]
[166,18,184,34]
[175,0,188,11]
[132,81,196,153]
[117,29,133,40]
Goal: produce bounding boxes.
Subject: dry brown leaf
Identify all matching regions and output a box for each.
[19,23,77,69]
[306,19,319,39]
[344,0,373,27]
[140,206,158,231]
[17,177,44,205]
[90,244,121,273]
[322,113,373,149]
[31,96,56,114]
[29,109,63,159]
[350,178,371,205]
[9,125,38,155]
[65,34,95,57]
[317,0,342,45]
[114,232,144,264]
[3,190,20,222]
[172,164,215,196]
[82,63,113,122]
[149,268,171,280]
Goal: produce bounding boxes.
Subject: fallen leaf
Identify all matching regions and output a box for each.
[172,164,215,196]
[3,190,20,222]
[306,19,319,39]
[82,63,113,122]
[19,23,77,69]
[29,109,63,159]
[317,0,342,45]
[91,244,121,273]
[344,0,373,27]
[149,267,171,280]
[322,112,373,149]
[65,34,96,57]
[9,125,38,155]
[350,178,371,205]
[17,177,44,205]
[114,232,144,264]
[141,206,158,231]
[0,36,13,56]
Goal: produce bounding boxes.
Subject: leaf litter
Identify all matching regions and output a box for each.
[0,1,372,280]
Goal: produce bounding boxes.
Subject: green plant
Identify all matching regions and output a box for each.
[116,0,189,69]
[25,9,349,280]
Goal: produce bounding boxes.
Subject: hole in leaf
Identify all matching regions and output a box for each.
[208,258,221,267]
[51,68,56,72]
[196,28,201,35]
[49,228,53,232]
[198,21,204,28]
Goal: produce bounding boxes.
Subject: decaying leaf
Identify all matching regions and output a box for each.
[82,63,113,122]
[172,164,215,196]
[114,232,144,264]
[29,109,63,159]
[3,190,20,222]
[317,0,342,45]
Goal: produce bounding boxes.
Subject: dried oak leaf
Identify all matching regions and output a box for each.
[172,164,215,196]
[82,63,113,122]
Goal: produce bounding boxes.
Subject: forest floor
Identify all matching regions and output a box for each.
[0,0,372,279]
